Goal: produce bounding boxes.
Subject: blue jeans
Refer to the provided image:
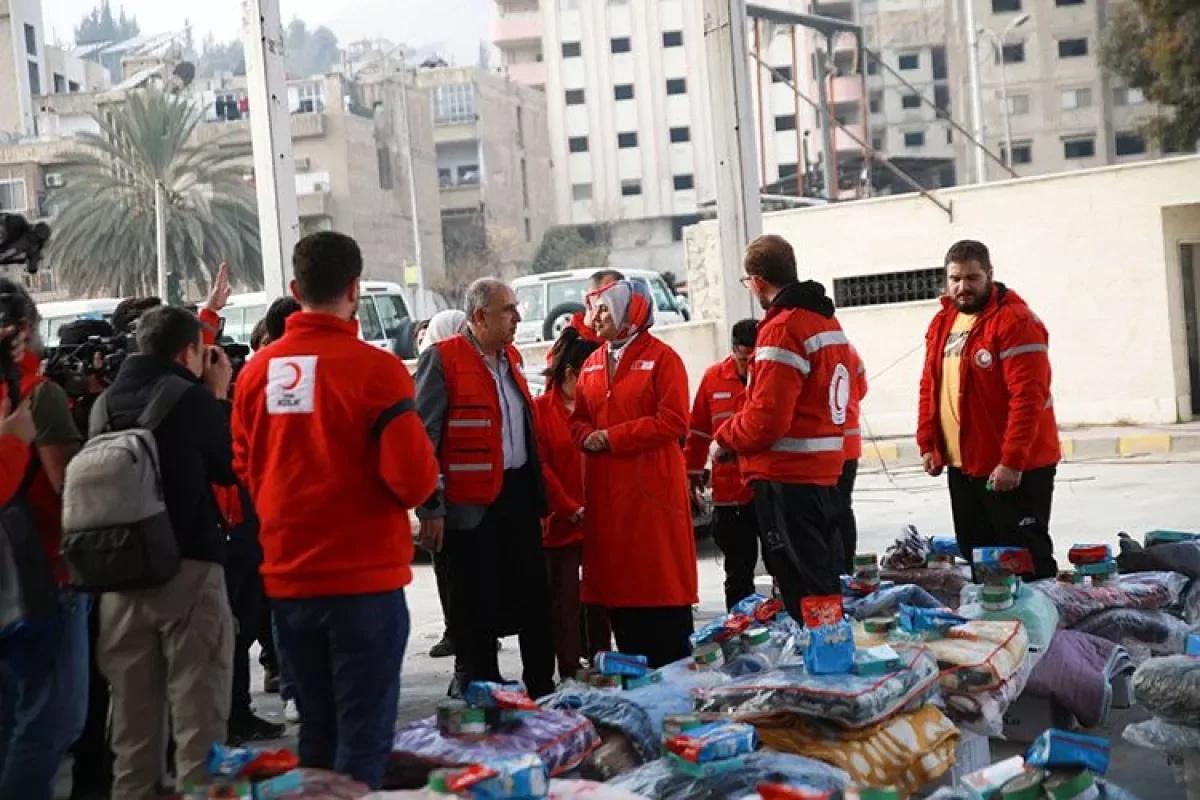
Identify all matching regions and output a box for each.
[0,590,90,800]
[274,589,408,789]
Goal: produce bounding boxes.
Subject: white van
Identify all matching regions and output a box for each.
[38,298,124,346]
[512,268,689,344]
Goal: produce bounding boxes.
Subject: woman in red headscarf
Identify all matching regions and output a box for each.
[569,280,698,667]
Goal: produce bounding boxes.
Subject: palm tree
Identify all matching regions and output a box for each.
[46,87,261,297]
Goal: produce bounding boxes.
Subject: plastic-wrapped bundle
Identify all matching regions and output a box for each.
[693,645,941,728]
[1025,629,1133,729]
[1132,655,1200,726]
[926,782,1140,800]
[1117,532,1200,580]
[942,649,1036,736]
[959,582,1060,653]
[1124,717,1200,753]
[878,567,972,609]
[540,689,660,762]
[843,583,943,621]
[576,727,647,782]
[1072,608,1194,660]
[881,525,931,570]
[1179,580,1200,624]
[1028,572,1189,628]
[608,751,849,800]
[926,619,1028,693]
[364,778,649,799]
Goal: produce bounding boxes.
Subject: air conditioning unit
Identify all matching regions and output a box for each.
[44,173,65,188]
[311,182,328,193]
[294,156,311,171]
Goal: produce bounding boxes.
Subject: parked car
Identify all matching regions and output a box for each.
[513,268,690,345]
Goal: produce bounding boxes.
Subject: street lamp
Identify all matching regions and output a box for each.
[977,14,1031,173]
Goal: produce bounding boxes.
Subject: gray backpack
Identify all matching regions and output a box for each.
[60,376,192,591]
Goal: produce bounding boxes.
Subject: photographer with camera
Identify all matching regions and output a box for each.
[0,278,89,800]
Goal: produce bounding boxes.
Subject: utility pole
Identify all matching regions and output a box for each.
[702,0,762,335]
[154,180,168,301]
[394,55,426,303]
[814,47,836,201]
[963,0,987,183]
[242,0,300,297]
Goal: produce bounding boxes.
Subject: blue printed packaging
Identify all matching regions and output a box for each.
[803,619,855,675]
[206,743,255,777]
[1026,728,1110,775]
[594,651,650,678]
[732,593,770,617]
[664,720,758,763]
[930,537,962,558]
[853,644,902,676]
[1187,633,1200,657]
[471,753,550,799]
[253,769,304,800]
[898,604,968,635]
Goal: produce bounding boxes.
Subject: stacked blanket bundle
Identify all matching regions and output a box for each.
[1024,629,1135,728]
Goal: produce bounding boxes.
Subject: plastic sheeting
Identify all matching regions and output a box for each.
[1124,717,1200,753]
[878,567,972,609]
[1072,608,1194,661]
[608,751,850,800]
[928,782,1140,800]
[942,650,1036,737]
[926,620,1028,693]
[843,584,943,621]
[1028,572,1189,628]
[365,779,647,799]
[958,583,1059,654]
[1025,629,1134,729]
[1132,656,1200,727]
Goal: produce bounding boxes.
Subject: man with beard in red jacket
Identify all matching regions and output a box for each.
[917,240,1060,579]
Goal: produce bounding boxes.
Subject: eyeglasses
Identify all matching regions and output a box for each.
[739,275,757,287]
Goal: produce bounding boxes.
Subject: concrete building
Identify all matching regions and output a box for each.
[0,0,48,138]
[413,65,556,275]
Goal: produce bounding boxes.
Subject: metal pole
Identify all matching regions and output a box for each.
[857,32,871,197]
[396,59,426,300]
[155,180,168,300]
[702,0,762,333]
[997,47,1013,170]
[789,27,803,196]
[963,0,987,183]
[753,20,767,190]
[243,0,299,297]
[814,48,836,201]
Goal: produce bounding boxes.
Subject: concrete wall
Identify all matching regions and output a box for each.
[0,0,45,137]
[687,156,1200,437]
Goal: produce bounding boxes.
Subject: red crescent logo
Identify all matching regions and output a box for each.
[282,362,302,391]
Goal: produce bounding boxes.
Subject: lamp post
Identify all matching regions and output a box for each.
[975,14,1031,175]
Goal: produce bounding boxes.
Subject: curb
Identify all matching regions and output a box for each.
[859,432,1200,469]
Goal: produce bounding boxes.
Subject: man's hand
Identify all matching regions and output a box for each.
[570,507,584,526]
[710,439,732,464]
[204,262,232,313]
[688,473,706,493]
[988,464,1022,492]
[204,346,233,400]
[922,453,943,478]
[583,430,610,453]
[0,399,35,444]
[420,517,445,552]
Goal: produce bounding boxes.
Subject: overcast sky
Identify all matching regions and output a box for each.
[43,0,492,66]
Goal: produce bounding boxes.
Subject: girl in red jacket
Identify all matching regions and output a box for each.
[534,328,602,679]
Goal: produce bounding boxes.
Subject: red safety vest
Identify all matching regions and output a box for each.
[436,335,535,505]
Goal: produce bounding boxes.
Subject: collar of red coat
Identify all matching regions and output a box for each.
[937,281,1022,318]
[718,355,744,383]
[284,310,360,338]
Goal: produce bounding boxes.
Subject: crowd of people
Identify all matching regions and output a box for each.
[0,230,1059,799]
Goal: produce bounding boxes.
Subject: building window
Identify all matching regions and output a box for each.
[934,84,951,113]
[872,135,885,151]
[1007,93,1031,115]
[1000,42,1026,63]
[377,147,393,190]
[666,78,687,95]
[572,183,592,201]
[1113,86,1146,106]
[775,114,797,132]
[438,168,452,187]
[671,214,702,241]
[27,62,40,96]
[674,174,694,191]
[614,84,634,100]
[901,93,921,109]
[457,164,480,184]
[904,131,926,148]
[867,57,879,75]
[1063,136,1096,159]
[991,0,1021,11]
[562,42,581,58]
[618,131,638,148]
[869,90,883,114]
[621,179,642,197]
[53,73,66,93]
[1001,140,1033,164]
[611,37,632,54]
[0,179,27,212]
[663,31,683,47]
[898,53,919,71]
[778,163,798,178]
[1056,0,1085,6]
[1115,132,1147,156]
[771,65,793,83]
[565,89,586,105]
[931,46,948,80]
[669,126,690,143]
[568,136,588,153]
[68,80,80,92]
[24,24,36,56]
[1058,38,1089,58]
[1061,87,1093,110]
[834,267,944,309]
[432,83,476,123]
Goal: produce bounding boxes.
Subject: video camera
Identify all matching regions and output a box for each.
[43,334,133,398]
[0,213,51,275]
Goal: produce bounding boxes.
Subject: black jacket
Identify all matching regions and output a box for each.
[98,355,237,564]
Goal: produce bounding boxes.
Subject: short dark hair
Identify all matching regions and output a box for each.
[264,296,301,342]
[589,269,625,289]
[250,318,270,352]
[136,306,203,361]
[0,278,37,326]
[544,326,601,389]
[112,297,162,334]
[744,234,797,287]
[731,318,758,349]
[945,240,992,270]
[59,319,115,346]
[292,232,363,305]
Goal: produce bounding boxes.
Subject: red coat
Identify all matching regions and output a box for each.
[917,285,1059,478]
[533,389,584,548]
[0,435,29,506]
[684,356,752,506]
[844,345,869,461]
[569,333,698,608]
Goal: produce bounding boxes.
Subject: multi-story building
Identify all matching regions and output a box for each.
[0,0,47,138]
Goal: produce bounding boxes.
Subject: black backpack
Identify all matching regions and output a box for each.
[0,458,58,638]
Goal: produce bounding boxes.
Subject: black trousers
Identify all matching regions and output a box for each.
[70,601,112,797]
[225,527,265,722]
[948,465,1059,580]
[607,606,693,669]
[752,480,843,622]
[444,466,556,699]
[433,548,453,639]
[836,459,859,574]
[712,503,761,611]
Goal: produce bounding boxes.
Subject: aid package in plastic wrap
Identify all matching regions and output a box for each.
[1029,572,1189,628]
[958,581,1059,653]
[942,649,1036,737]
[898,605,968,635]
[1026,728,1111,775]
[927,619,1028,693]
[1123,717,1200,753]
[803,620,855,676]
[663,721,758,763]
[608,751,850,800]
[842,584,943,621]
[1131,655,1200,726]
[427,754,549,799]
[1071,608,1194,661]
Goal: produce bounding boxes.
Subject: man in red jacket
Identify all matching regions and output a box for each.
[716,235,852,618]
[917,239,1060,579]
[685,318,760,610]
[232,232,438,789]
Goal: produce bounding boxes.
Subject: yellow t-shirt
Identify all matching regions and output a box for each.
[939,313,977,468]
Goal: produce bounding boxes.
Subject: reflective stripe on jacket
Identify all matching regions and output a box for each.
[684,356,752,505]
[844,345,869,461]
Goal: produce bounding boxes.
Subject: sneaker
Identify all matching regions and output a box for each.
[429,633,455,659]
[446,672,466,699]
[228,713,286,744]
[263,667,280,695]
[284,699,300,724]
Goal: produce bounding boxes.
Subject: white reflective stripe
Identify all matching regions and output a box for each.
[755,346,811,375]
[1045,395,1054,409]
[998,343,1049,360]
[713,392,733,400]
[689,428,712,439]
[856,363,866,376]
[712,412,734,420]
[844,428,861,437]
[448,419,491,428]
[447,463,493,472]
[688,470,705,476]
[770,436,845,453]
[803,330,849,354]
